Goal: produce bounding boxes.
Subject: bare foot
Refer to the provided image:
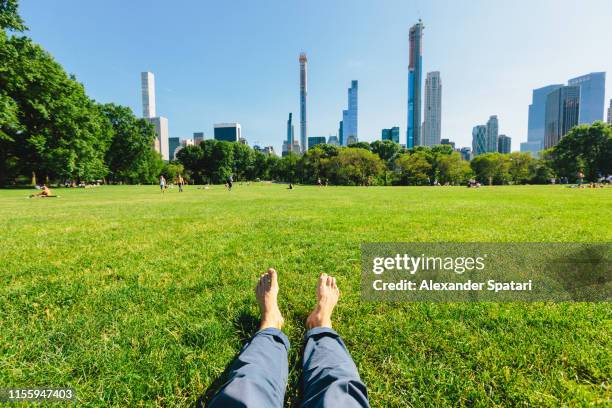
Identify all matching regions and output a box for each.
[256,268,284,331]
[306,273,340,330]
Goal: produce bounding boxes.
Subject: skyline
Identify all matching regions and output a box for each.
[18,0,612,154]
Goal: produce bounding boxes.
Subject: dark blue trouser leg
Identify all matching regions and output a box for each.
[300,327,370,408]
[208,328,289,408]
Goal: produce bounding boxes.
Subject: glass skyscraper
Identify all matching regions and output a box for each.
[299,53,308,153]
[568,72,606,124]
[472,125,487,156]
[169,137,180,160]
[486,115,499,153]
[341,80,358,145]
[497,135,511,154]
[407,20,424,148]
[523,84,563,156]
[544,86,580,149]
[381,127,400,143]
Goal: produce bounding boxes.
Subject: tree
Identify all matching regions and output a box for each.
[233,142,254,181]
[470,153,509,185]
[161,162,184,181]
[0,0,27,31]
[176,145,204,182]
[507,152,533,184]
[437,152,472,185]
[395,151,432,185]
[330,148,384,186]
[101,103,160,183]
[549,122,612,181]
[370,140,400,163]
[347,141,371,151]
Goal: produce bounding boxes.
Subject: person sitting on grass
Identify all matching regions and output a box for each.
[30,184,57,198]
[208,269,370,408]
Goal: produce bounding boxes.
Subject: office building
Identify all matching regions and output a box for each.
[486,115,499,153]
[327,135,339,145]
[340,110,348,145]
[255,145,276,156]
[472,125,487,156]
[299,53,308,153]
[141,72,156,118]
[440,138,455,149]
[169,137,180,160]
[381,127,400,143]
[498,134,511,154]
[407,19,424,148]
[141,71,169,160]
[523,84,563,156]
[520,141,542,158]
[568,72,606,124]
[181,139,194,147]
[214,123,241,142]
[459,147,472,161]
[338,121,343,145]
[287,112,295,147]
[308,136,327,150]
[544,86,580,149]
[341,80,358,145]
[423,71,442,146]
[346,135,358,145]
[193,132,204,145]
[608,99,612,125]
[147,117,169,160]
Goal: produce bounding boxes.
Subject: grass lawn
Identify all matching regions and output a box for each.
[0,184,610,407]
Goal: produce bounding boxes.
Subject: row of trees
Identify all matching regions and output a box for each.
[0,1,164,186]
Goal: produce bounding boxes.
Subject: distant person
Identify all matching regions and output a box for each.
[317,177,322,186]
[30,184,57,198]
[177,175,184,192]
[227,175,233,191]
[577,171,584,186]
[159,175,166,193]
[288,183,293,190]
[208,269,370,408]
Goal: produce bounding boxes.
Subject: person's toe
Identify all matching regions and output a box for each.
[327,275,333,286]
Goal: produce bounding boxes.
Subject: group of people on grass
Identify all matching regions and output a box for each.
[159,174,185,193]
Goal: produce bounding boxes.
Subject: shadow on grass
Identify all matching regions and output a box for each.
[195,309,259,407]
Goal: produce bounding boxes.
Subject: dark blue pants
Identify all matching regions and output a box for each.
[208,327,369,408]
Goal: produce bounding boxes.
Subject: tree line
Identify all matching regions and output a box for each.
[1,1,610,187]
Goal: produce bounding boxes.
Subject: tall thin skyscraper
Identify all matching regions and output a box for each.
[141,72,156,118]
[407,19,424,148]
[287,113,294,145]
[544,86,580,149]
[341,80,358,145]
[486,115,499,153]
[299,53,308,153]
[422,71,441,146]
[568,72,606,124]
[607,99,612,125]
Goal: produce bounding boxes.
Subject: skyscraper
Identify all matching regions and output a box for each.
[459,147,472,161]
[141,71,169,160]
[308,136,326,150]
[472,125,487,156]
[522,84,563,157]
[422,71,442,146]
[193,132,204,145]
[544,86,580,149]
[498,135,511,154]
[141,72,156,118]
[338,120,344,145]
[299,53,308,153]
[407,19,424,148]
[486,115,499,153]
[381,127,400,143]
[608,99,612,125]
[568,72,606,124]
[287,113,294,146]
[341,81,358,145]
[168,137,180,160]
[214,123,241,142]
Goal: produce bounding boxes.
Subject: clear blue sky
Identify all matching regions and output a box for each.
[19,0,611,153]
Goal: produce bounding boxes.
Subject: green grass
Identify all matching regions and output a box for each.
[0,184,610,407]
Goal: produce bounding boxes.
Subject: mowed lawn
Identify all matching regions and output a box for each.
[0,184,610,407]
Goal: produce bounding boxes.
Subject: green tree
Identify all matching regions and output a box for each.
[549,122,612,181]
[176,144,204,182]
[233,142,254,181]
[347,141,371,151]
[161,162,184,181]
[101,103,160,183]
[470,153,509,185]
[507,152,533,184]
[395,151,433,185]
[330,148,384,186]
[437,152,472,185]
[0,0,27,31]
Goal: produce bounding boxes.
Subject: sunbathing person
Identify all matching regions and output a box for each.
[30,185,57,198]
[208,269,370,408]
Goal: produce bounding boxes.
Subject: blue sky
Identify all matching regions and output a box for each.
[19,0,612,153]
